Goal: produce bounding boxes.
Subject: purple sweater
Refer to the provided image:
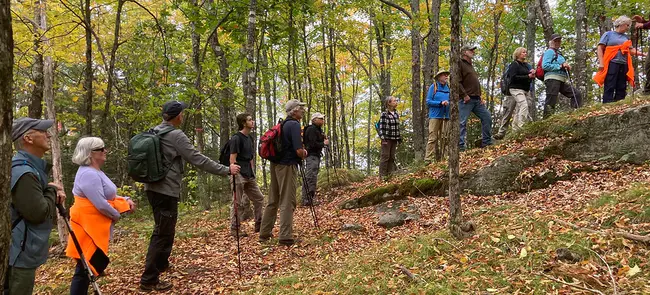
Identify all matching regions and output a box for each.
[72,166,120,221]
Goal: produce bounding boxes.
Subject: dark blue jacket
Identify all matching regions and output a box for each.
[426,82,450,119]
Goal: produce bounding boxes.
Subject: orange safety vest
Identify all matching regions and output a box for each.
[593,40,635,87]
[65,196,130,276]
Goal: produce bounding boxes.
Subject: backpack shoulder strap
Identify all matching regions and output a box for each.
[155,126,176,136]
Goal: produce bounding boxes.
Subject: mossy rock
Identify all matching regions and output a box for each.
[339,184,401,210]
[397,178,443,197]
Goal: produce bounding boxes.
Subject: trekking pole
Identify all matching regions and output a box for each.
[56,203,103,295]
[231,175,242,278]
[564,68,580,108]
[299,161,319,229]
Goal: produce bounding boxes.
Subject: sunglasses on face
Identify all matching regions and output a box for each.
[92,147,106,152]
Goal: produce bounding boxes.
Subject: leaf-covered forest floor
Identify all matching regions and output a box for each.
[36,97,650,294]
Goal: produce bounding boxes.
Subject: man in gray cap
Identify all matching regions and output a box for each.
[301,112,329,206]
[140,100,240,291]
[259,99,308,246]
[458,44,493,151]
[6,117,65,295]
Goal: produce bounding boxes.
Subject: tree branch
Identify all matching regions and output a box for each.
[552,218,650,243]
[539,273,606,295]
[378,0,412,19]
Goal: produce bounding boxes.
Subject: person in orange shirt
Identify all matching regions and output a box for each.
[595,15,647,103]
[67,137,135,295]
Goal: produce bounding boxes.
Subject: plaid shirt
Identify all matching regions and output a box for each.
[379,110,401,140]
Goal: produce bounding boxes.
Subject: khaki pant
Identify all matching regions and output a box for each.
[230,174,265,231]
[259,163,297,241]
[425,118,448,161]
[379,139,398,178]
[3,266,36,295]
[509,88,532,131]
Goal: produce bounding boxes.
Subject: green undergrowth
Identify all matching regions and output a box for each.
[250,183,650,294]
[316,168,366,190]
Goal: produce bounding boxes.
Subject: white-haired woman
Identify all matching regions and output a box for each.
[67,137,135,295]
[594,15,647,103]
[507,47,535,130]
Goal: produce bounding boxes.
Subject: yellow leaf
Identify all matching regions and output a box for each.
[627,265,641,277]
[491,236,500,243]
[507,235,515,240]
[460,256,469,264]
[486,288,498,293]
[72,96,79,102]
[519,248,528,258]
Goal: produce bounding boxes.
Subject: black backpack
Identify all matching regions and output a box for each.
[500,63,512,95]
[219,132,248,166]
[127,126,175,183]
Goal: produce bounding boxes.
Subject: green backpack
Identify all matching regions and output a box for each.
[127,126,175,183]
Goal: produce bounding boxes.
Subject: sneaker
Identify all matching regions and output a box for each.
[140,281,173,292]
[254,221,261,233]
[230,229,248,238]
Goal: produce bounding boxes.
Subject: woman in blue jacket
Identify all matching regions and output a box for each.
[425,70,450,162]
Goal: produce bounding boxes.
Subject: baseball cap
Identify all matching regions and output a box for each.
[311,112,325,121]
[162,100,188,121]
[550,33,562,41]
[461,45,477,52]
[285,99,307,113]
[12,118,54,141]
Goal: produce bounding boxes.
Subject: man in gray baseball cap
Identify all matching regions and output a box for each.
[8,117,65,294]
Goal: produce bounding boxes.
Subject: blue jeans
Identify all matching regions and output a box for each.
[459,98,492,149]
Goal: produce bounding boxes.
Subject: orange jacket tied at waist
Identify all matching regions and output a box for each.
[593,40,635,87]
[65,196,130,276]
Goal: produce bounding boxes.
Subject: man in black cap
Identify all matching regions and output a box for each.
[458,44,493,150]
[139,100,240,291]
[6,118,65,295]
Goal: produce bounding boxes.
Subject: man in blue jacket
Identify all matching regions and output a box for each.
[425,70,450,162]
[5,118,65,295]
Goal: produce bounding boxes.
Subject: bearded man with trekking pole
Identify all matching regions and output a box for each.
[633,15,650,95]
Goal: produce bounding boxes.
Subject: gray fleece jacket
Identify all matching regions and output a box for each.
[144,121,230,197]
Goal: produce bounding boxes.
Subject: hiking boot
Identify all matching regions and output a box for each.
[279,239,295,246]
[230,229,248,238]
[160,263,174,273]
[259,234,272,243]
[493,133,505,140]
[254,221,261,233]
[140,281,173,292]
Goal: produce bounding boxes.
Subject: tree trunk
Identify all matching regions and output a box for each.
[35,0,69,252]
[29,17,43,119]
[261,45,273,190]
[302,18,313,122]
[190,2,210,210]
[209,31,233,150]
[536,0,555,42]
[100,0,125,137]
[525,0,537,121]
[449,0,474,240]
[0,0,14,284]
[597,0,612,35]
[336,75,351,168]
[486,1,503,112]
[243,0,258,170]
[409,0,424,161]
[329,28,340,168]
[83,0,93,135]
[573,0,587,97]
[367,34,373,175]
[422,0,441,126]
